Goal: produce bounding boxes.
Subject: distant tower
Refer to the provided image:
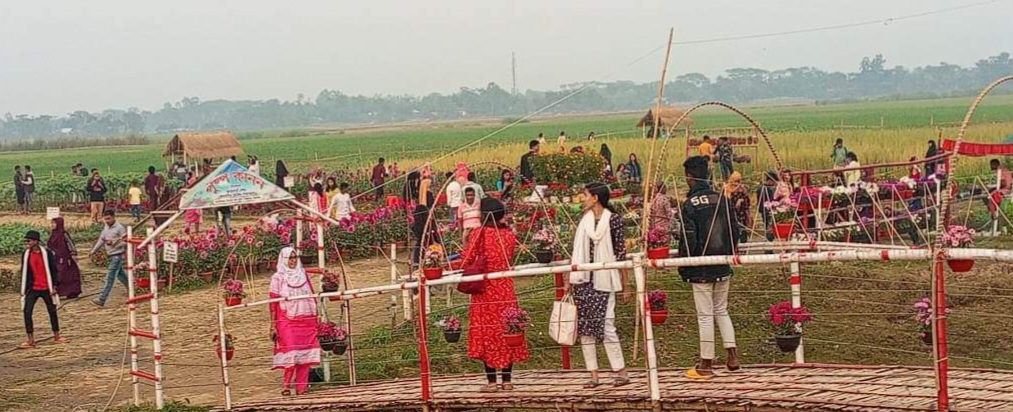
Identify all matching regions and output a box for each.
[511,52,517,95]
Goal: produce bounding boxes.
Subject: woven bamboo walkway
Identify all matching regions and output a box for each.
[222,364,1013,411]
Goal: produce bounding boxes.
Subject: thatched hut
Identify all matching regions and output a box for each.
[162,131,245,163]
[635,107,694,131]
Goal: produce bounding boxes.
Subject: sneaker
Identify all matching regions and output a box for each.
[91,298,105,308]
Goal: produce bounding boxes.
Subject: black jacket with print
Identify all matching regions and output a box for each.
[678,183,737,283]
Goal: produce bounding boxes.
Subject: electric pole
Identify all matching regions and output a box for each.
[511,52,517,95]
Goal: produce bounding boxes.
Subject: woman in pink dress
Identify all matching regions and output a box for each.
[269,247,321,396]
[183,172,203,233]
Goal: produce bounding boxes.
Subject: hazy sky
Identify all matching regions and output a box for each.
[1,0,1011,115]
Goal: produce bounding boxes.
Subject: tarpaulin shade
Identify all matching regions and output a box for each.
[942,139,1013,157]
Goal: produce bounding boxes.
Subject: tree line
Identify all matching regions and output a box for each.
[1,52,1010,140]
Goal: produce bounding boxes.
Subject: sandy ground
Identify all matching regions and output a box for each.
[0,230,404,412]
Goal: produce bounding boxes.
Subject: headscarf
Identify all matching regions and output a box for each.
[724,171,743,197]
[271,247,317,318]
[455,162,470,180]
[47,217,72,258]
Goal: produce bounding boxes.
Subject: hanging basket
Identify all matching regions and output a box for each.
[773,223,795,240]
[503,333,525,347]
[224,296,243,307]
[322,286,340,301]
[215,347,235,361]
[646,247,669,260]
[534,250,554,264]
[423,267,443,281]
[319,339,337,352]
[333,339,348,356]
[650,309,668,325]
[444,329,461,343]
[774,334,802,353]
[920,331,933,345]
[946,259,974,273]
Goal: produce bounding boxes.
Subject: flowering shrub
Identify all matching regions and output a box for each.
[530,152,605,187]
[941,225,975,248]
[317,321,348,341]
[531,228,559,251]
[437,315,461,332]
[646,226,671,248]
[222,279,246,298]
[767,301,813,336]
[764,198,797,224]
[648,290,667,311]
[503,307,530,334]
[423,244,445,268]
[914,297,951,333]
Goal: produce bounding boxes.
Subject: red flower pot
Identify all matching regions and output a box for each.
[503,333,525,347]
[947,259,975,273]
[773,223,794,240]
[201,272,215,282]
[216,347,235,361]
[423,267,443,281]
[650,309,668,325]
[224,296,243,307]
[646,247,669,260]
[135,278,151,289]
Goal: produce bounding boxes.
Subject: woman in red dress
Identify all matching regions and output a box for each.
[461,197,528,392]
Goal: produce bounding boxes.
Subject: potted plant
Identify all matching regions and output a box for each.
[317,321,349,355]
[437,315,462,343]
[321,272,341,302]
[765,198,798,240]
[531,228,559,264]
[767,301,813,353]
[646,226,671,259]
[941,225,976,272]
[222,279,246,307]
[212,333,235,361]
[648,290,668,325]
[502,307,530,347]
[422,244,445,281]
[914,297,951,345]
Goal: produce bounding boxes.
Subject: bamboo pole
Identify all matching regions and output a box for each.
[639,28,675,236]
[217,305,233,410]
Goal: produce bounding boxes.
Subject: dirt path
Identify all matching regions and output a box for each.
[0,251,403,412]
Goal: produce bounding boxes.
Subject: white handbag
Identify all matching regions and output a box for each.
[549,293,578,346]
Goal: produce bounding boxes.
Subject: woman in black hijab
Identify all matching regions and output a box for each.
[275,160,290,191]
[600,144,613,177]
[925,140,938,176]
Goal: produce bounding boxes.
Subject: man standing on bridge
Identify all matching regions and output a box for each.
[679,156,740,379]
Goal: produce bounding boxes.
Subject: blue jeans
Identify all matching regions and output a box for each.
[720,162,733,181]
[98,254,128,305]
[131,205,142,220]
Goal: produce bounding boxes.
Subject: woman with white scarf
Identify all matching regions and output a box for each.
[269,247,321,396]
[566,182,631,388]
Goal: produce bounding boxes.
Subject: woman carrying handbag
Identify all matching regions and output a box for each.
[460,197,528,392]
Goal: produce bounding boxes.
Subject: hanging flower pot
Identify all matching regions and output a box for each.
[423,267,443,281]
[322,285,341,302]
[920,331,933,345]
[224,296,243,307]
[650,309,668,325]
[646,247,669,260]
[503,333,525,347]
[774,334,802,353]
[333,339,348,356]
[946,259,974,273]
[201,272,215,283]
[773,223,795,240]
[534,250,554,264]
[444,329,461,343]
[215,346,235,361]
[318,339,337,352]
[135,277,151,289]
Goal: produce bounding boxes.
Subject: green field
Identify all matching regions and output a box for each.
[3,94,1013,181]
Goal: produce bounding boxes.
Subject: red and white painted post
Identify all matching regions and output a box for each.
[932,254,950,412]
[789,261,805,364]
[416,274,432,410]
[147,227,165,409]
[217,305,233,410]
[554,272,571,370]
[126,226,140,405]
[632,255,660,403]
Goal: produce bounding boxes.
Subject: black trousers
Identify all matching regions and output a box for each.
[484,363,513,383]
[24,290,59,334]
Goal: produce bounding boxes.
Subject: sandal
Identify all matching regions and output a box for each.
[53,337,70,344]
[501,383,514,391]
[685,368,714,380]
[583,380,601,389]
[613,377,631,387]
[480,383,499,393]
[281,389,292,396]
[18,341,35,349]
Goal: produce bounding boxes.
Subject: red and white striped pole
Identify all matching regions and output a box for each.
[788,261,805,364]
[146,228,165,410]
[933,254,950,412]
[554,272,571,369]
[416,274,432,409]
[126,226,140,405]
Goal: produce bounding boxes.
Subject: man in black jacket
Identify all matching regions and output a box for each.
[519,140,539,183]
[678,156,738,379]
[19,230,69,348]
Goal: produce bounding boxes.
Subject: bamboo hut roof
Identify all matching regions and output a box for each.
[635,107,694,129]
[162,131,245,159]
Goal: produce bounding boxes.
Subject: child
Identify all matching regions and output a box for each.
[329,182,356,222]
[128,181,143,222]
[909,157,922,180]
[458,187,481,241]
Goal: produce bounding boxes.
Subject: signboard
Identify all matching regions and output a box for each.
[178,160,294,210]
[46,207,60,220]
[283,176,295,188]
[163,241,179,263]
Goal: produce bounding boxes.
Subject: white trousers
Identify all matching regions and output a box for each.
[580,292,625,372]
[692,280,737,360]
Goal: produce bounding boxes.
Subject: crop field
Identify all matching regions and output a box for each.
[2,94,1013,182]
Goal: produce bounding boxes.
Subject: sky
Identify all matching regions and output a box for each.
[1,0,1011,116]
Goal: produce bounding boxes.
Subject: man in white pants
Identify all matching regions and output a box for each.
[678,156,740,379]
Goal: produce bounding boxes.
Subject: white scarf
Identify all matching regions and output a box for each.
[569,209,622,292]
[21,245,59,310]
[271,247,317,318]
